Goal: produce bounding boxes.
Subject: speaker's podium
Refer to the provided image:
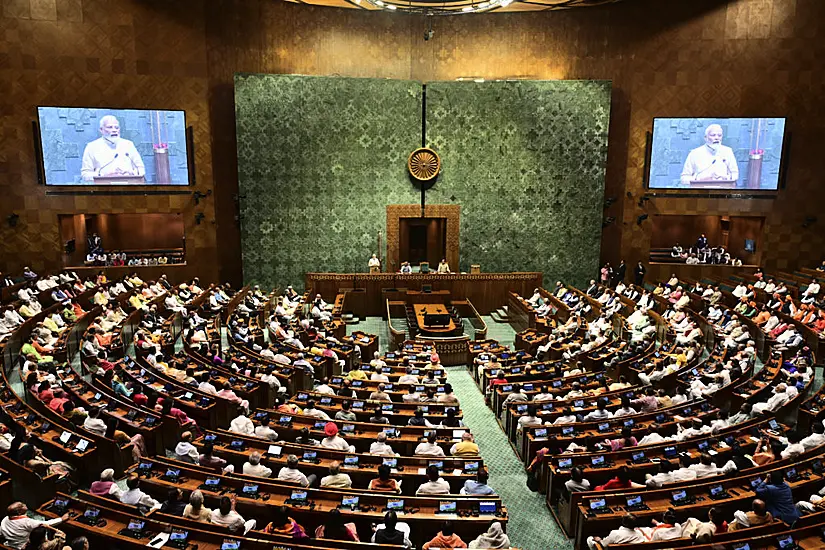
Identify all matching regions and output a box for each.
[93,175,146,185]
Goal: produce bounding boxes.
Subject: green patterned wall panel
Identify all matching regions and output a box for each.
[235,74,422,288]
[235,76,610,290]
[425,80,611,287]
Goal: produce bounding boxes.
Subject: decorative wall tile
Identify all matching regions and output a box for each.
[236,76,610,290]
[426,80,611,287]
[234,74,422,288]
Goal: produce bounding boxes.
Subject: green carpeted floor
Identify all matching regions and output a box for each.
[352,316,572,550]
[446,364,572,550]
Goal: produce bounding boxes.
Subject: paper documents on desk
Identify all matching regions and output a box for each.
[146,533,169,548]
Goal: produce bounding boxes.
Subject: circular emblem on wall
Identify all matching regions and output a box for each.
[407,147,441,182]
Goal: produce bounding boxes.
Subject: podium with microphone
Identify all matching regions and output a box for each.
[92,175,146,184]
[91,152,146,184]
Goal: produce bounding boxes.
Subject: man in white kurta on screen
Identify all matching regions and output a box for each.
[81,115,145,181]
[680,124,739,185]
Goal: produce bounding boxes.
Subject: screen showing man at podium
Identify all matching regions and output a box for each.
[81,115,146,182]
[37,106,190,186]
[679,123,739,185]
[649,117,786,190]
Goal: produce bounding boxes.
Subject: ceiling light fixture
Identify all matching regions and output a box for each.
[350,0,620,15]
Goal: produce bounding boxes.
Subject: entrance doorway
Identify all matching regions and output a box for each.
[399,218,447,268]
[385,204,460,273]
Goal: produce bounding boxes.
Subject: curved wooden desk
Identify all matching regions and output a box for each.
[414,304,456,334]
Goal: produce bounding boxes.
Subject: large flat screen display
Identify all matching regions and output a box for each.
[37,107,190,186]
[648,117,786,191]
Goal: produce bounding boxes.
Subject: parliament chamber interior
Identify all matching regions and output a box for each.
[2,0,825,549]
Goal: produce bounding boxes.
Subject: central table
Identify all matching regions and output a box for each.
[414,303,457,333]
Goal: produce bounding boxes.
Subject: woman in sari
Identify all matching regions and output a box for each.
[263,506,308,539]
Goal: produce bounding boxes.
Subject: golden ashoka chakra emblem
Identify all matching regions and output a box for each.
[408,147,441,182]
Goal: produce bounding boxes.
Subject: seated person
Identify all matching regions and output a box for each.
[199,443,234,473]
[729,499,773,530]
[120,475,161,511]
[372,511,412,547]
[89,468,124,499]
[277,455,315,488]
[368,464,401,493]
[314,509,359,541]
[408,408,435,428]
[423,521,465,549]
[639,509,682,542]
[174,432,199,464]
[160,488,187,516]
[594,466,645,491]
[450,433,479,457]
[416,465,450,495]
[460,468,495,496]
[320,422,355,453]
[415,433,446,457]
[211,495,256,534]
[587,514,644,549]
[320,461,352,489]
[242,451,272,478]
[370,432,396,456]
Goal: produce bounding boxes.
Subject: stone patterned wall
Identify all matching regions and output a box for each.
[234,74,422,288]
[426,81,611,287]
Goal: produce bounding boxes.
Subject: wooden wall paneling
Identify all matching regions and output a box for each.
[3,0,825,287]
[0,0,219,283]
[305,273,543,316]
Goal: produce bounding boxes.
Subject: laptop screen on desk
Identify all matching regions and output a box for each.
[128,519,145,531]
[439,501,457,513]
[464,461,479,472]
[589,499,606,510]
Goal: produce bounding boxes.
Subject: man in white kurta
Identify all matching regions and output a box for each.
[81,115,145,181]
[368,254,381,271]
[680,124,739,185]
[587,515,645,549]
